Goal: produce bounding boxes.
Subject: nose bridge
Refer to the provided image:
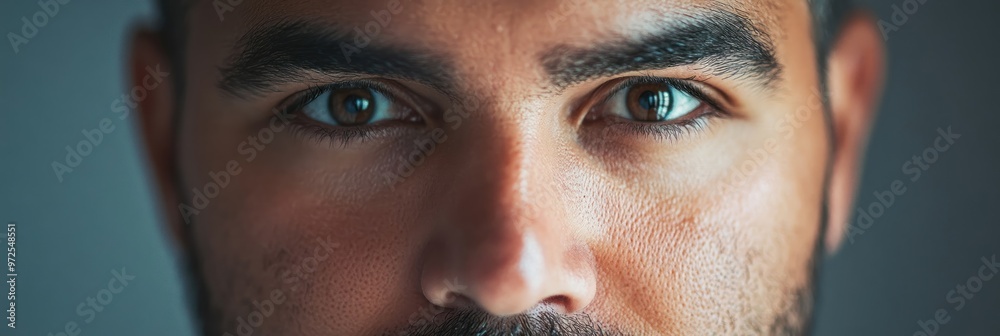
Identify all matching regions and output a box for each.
[419,95,595,316]
[443,96,545,259]
[448,93,544,220]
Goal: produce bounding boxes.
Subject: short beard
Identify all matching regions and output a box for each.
[192,216,822,336]
[190,172,827,336]
[393,225,823,336]
[392,307,624,336]
[393,275,817,336]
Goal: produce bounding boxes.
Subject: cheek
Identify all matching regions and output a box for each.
[586,126,825,333]
[184,130,436,333]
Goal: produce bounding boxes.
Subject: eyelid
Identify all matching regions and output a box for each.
[278,78,429,120]
[276,79,431,147]
[596,76,726,114]
[579,75,737,129]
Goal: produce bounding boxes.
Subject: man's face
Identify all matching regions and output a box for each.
[171,0,832,334]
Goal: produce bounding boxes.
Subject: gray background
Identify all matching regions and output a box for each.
[0,0,997,335]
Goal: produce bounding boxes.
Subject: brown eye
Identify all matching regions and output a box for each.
[604,79,704,123]
[298,83,421,129]
[328,88,375,126]
[625,83,673,122]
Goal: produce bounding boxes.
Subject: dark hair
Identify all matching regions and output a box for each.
[154,2,851,335]
[811,0,853,59]
[155,0,850,92]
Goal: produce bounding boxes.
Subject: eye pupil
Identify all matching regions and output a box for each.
[638,91,659,111]
[627,84,673,122]
[344,95,370,114]
[330,89,375,126]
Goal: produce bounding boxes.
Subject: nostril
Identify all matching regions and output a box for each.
[541,295,572,314]
[441,292,475,309]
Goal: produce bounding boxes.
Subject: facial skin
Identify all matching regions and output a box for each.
[131,0,884,334]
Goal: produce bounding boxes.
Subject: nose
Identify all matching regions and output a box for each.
[420,119,597,317]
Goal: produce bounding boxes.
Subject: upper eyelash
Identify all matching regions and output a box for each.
[279,76,725,146]
[276,80,413,147]
[280,79,403,116]
[599,75,724,112]
[584,76,727,142]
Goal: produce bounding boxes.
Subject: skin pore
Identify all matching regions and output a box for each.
[131,0,885,334]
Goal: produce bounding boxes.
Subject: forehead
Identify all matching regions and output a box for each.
[186,0,811,97]
[212,0,799,48]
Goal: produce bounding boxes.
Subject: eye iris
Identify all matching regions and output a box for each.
[344,95,370,114]
[626,84,673,121]
[329,88,375,126]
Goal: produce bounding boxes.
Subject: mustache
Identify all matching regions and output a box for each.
[392,307,627,336]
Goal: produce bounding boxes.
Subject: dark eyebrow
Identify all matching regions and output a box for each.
[540,9,782,90]
[218,19,454,98]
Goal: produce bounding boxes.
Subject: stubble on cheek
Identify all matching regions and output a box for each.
[590,171,817,335]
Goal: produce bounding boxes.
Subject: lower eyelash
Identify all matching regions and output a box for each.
[289,110,719,147]
[607,76,726,114]
[288,122,391,148]
[603,111,719,142]
[279,80,416,148]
